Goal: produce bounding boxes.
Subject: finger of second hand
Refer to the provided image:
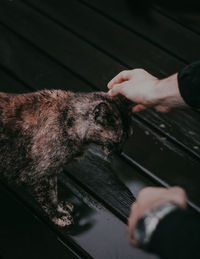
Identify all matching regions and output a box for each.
[132,104,147,113]
[128,203,139,242]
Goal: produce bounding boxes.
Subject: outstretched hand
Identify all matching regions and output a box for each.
[107,69,186,113]
[128,186,187,246]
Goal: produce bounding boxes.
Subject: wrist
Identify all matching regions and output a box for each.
[155,73,187,108]
[134,202,180,249]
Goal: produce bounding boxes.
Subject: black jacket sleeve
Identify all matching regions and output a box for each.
[178,61,200,108]
[148,208,200,259]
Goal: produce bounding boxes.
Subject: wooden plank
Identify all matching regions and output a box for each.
[123,117,200,207]
[138,108,200,156]
[20,0,200,158]
[0,183,80,259]
[0,0,121,93]
[59,174,158,259]
[65,145,161,219]
[79,0,200,63]
[0,1,199,208]
[0,24,91,92]
[0,0,182,85]
[1,176,158,259]
[66,145,135,220]
[22,0,183,75]
[0,68,30,93]
[154,5,200,35]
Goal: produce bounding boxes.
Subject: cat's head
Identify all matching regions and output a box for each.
[82,92,133,155]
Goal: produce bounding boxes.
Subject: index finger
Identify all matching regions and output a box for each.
[107,70,132,89]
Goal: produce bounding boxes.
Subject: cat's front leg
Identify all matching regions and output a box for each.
[31,176,74,227]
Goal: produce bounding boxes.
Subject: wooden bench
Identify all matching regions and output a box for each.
[0,0,199,258]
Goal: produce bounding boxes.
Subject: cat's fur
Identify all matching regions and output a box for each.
[0,90,132,227]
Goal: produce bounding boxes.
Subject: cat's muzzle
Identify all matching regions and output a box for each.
[103,142,123,156]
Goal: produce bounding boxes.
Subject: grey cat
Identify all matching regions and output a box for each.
[0,90,132,227]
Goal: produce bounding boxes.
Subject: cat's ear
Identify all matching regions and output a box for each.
[93,102,110,125]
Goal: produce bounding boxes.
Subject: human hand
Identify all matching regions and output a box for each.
[128,186,187,246]
[108,69,186,113]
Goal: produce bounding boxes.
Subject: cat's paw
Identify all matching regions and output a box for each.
[52,213,73,227]
[58,201,74,213]
[52,201,74,227]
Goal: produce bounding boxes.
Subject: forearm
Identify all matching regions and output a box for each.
[156,73,186,109]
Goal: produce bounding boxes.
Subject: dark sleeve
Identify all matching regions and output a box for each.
[178,61,200,108]
[148,209,200,259]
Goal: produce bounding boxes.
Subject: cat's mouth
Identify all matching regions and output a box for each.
[102,142,123,156]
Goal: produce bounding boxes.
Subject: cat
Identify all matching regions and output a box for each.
[0,90,133,227]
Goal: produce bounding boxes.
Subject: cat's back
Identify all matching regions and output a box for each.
[0,90,72,123]
[0,90,74,176]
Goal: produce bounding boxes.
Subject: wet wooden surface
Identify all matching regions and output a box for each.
[0,0,200,258]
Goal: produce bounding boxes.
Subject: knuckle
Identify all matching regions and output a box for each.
[119,70,126,76]
[120,70,129,77]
